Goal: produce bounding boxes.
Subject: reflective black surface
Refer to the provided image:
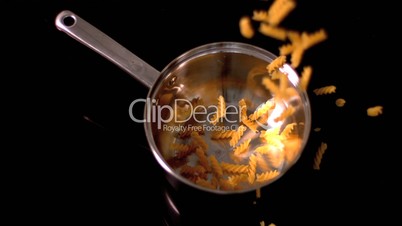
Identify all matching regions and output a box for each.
[3,0,395,224]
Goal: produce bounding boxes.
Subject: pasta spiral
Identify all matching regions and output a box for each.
[249,100,275,121]
[266,0,296,26]
[210,130,235,140]
[367,106,383,117]
[248,154,258,184]
[233,138,252,155]
[313,142,327,170]
[221,162,249,174]
[266,55,286,73]
[256,170,280,183]
[313,85,336,95]
[210,95,226,125]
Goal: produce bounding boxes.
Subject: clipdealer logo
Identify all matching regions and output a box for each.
[128,98,267,131]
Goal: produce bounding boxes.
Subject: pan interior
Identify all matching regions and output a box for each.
[147,49,310,193]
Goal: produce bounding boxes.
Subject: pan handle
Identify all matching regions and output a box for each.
[55,10,159,88]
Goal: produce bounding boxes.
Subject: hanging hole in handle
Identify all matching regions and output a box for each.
[62,15,76,27]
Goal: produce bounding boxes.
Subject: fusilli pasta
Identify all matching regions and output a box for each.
[249,100,275,121]
[229,125,247,147]
[266,0,296,26]
[313,142,327,170]
[221,162,249,174]
[335,98,346,107]
[195,147,211,172]
[248,154,258,184]
[256,170,280,183]
[239,16,254,39]
[313,85,336,95]
[301,29,328,50]
[267,55,287,73]
[209,155,223,178]
[300,66,312,91]
[367,106,383,117]
[233,138,252,155]
[210,95,226,125]
[259,23,287,41]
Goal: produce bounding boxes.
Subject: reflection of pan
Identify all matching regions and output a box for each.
[55,10,311,194]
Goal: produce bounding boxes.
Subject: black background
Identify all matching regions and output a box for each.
[3,0,395,224]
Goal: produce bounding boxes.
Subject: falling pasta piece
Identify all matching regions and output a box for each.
[266,0,296,26]
[247,154,258,184]
[367,106,383,117]
[313,142,328,170]
[300,66,312,91]
[314,127,321,132]
[210,95,226,125]
[256,188,261,198]
[335,98,346,107]
[221,162,249,174]
[209,155,223,178]
[239,16,255,39]
[301,29,328,50]
[313,85,336,95]
[259,23,287,41]
[256,170,280,183]
[233,138,252,155]
[229,125,247,147]
[267,55,286,73]
[290,47,304,68]
[195,147,211,172]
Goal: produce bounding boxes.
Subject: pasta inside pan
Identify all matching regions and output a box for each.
[144,42,311,194]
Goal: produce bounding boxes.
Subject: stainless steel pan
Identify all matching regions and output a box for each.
[55,10,311,194]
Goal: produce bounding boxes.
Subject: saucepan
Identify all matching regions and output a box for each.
[55,10,311,195]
